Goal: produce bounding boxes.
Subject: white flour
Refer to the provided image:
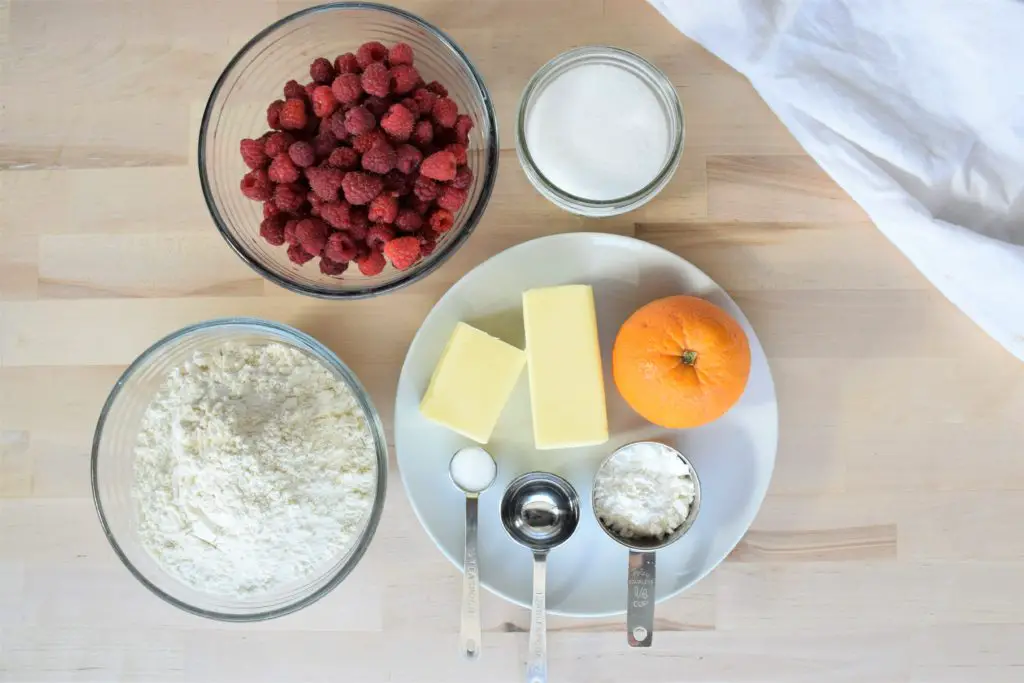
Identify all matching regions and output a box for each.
[593,442,696,539]
[132,340,377,597]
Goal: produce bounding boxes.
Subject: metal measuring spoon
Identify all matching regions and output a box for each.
[500,472,580,683]
[449,447,498,660]
[592,442,701,647]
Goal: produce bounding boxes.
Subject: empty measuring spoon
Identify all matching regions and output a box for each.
[593,442,701,647]
[450,447,498,659]
[500,472,580,683]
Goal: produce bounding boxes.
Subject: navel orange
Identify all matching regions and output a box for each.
[612,295,751,429]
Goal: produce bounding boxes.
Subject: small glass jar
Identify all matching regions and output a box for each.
[515,46,685,217]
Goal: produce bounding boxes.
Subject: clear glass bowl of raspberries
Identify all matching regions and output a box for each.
[199,3,498,298]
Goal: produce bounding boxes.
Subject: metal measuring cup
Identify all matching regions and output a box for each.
[592,442,701,647]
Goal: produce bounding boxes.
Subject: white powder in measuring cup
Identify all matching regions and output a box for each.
[593,442,696,540]
[524,62,670,201]
[449,446,497,493]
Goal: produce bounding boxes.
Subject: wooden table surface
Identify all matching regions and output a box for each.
[3,1,1024,681]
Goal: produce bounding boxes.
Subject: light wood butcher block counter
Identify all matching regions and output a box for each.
[2,1,1023,681]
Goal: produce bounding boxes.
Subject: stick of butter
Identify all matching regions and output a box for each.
[522,284,609,449]
[420,322,526,444]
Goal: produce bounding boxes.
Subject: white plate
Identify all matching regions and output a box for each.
[395,233,777,616]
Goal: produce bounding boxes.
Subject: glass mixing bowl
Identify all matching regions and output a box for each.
[91,318,389,621]
[199,3,499,298]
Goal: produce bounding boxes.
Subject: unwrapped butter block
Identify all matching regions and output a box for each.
[522,284,609,449]
[420,322,526,444]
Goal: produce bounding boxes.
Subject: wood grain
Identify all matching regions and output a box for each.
[2,0,1024,681]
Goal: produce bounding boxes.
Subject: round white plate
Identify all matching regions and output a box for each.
[395,233,777,616]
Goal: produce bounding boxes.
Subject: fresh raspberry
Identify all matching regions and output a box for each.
[311,86,339,118]
[310,57,335,84]
[411,120,434,146]
[383,169,413,196]
[319,257,348,276]
[263,201,282,219]
[366,223,395,249]
[320,201,351,229]
[260,215,287,245]
[454,114,474,144]
[352,129,386,154]
[264,132,294,158]
[324,231,358,262]
[267,153,300,184]
[240,138,268,169]
[420,235,438,257]
[432,98,458,128]
[395,208,423,233]
[399,96,421,117]
[287,242,314,265]
[283,219,300,246]
[279,98,308,130]
[335,52,361,74]
[283,80,307,100]
[296,218,329,255]
[413,88,438,116]
[437,185,468,212]
[361,140,396,174]
[356,41,388,68]
[419,151,457,181]
[368,194,398,223]
[342,171,384,205]
[388,42,415,66]
[380,103,415,142]
[273,182,306,212]
[306,166,346,201]
[395,144,422,174]
[328,110,349,139]
[363,100,387,121]
[331,73,363,104]
[410,195,434,215]
[288,141,316,168]
[448,166,472,191]
[327,146,359,170]
[307,191,326,215]
[356,248,387,276]
[304,81,318,99]
[429,208,455,234]
[267,99,285,129]
[446,143,468,166]
[383,236,421,270]
[344,106,376,136]
[348,208,369,238]
[413,175,440,201]
[390,64,421,94]
[360,62,391,98]
[425,81,448,97]
[241,168,273,201]
[312,130,337,160]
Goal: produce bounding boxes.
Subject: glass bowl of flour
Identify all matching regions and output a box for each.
[91,318,388,621]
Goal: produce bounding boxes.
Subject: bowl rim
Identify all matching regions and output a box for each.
[90,317,390,621]
[197,2,500,299]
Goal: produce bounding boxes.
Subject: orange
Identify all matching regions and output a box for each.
[612,295,751,429]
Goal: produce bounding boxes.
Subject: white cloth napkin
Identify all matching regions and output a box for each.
[650,0,1024,361]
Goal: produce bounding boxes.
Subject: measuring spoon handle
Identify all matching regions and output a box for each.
[626,550,656,647]
[526,551,547,683]
[460,494,482,659]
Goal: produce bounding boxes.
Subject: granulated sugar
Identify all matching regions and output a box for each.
[593,442,695,540]
[524,62,670,201]
[132,341,377,597]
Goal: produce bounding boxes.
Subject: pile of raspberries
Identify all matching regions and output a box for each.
[238,42,475,276]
